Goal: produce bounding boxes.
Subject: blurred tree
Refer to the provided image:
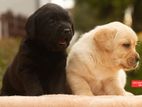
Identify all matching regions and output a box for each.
[73,0,132,33]
[132,0,142,32]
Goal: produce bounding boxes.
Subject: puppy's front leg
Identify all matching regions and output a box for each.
[103,78,130,96]
[125,91,134,96]
[67,72,93,96]
[19,70,43,96]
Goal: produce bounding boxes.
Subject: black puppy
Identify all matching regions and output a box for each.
[0,3,74,96]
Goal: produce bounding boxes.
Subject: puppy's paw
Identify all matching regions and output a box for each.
[124,92,134,96]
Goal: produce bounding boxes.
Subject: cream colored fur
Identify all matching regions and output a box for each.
[66,22,139,96]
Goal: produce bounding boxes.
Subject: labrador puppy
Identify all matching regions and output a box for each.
[0,3,74,96]
[66,22,139,96]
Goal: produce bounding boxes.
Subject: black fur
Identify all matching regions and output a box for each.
[0,3,74,96]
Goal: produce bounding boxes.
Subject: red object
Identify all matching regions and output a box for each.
[131,80,142,88]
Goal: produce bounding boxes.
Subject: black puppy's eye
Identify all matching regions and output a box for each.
[49,19,55,24]
[122,43,131,48]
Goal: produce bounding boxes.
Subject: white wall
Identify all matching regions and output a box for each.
[0,0,74,16]
[40,0,74,9]
[0,0,38,16]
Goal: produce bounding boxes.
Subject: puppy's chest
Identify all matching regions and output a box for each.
[37,52,65,64]
[36,55,66,75]
[37,57,66,81]
[88,74,115,95]
[89,79,105,95]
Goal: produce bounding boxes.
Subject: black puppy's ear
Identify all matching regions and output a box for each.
[25,14,36,39]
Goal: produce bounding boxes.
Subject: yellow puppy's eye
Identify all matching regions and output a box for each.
[122,43,131,48]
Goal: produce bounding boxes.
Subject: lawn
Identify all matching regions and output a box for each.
[0,38,21,87]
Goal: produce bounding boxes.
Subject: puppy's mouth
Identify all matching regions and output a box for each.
[58,37,68,47]
[127,57,139,67]
[120,63,130,70]
[120,61,139,71]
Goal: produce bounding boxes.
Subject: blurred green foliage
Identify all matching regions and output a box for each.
[73,0,142,33]
[73,0,132,32]
[125,41,142,95]
[132,0,142,32]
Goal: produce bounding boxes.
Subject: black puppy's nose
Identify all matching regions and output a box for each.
[63,28,72,35]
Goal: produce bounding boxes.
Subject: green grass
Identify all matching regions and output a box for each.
[0,38,21,88]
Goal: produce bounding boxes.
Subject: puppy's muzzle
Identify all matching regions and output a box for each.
[127,54,140,68]
[62,28,73,42]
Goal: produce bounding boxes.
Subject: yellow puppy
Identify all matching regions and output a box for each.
[66,22,139,96]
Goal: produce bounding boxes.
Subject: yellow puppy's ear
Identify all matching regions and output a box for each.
[94,26,117,52]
